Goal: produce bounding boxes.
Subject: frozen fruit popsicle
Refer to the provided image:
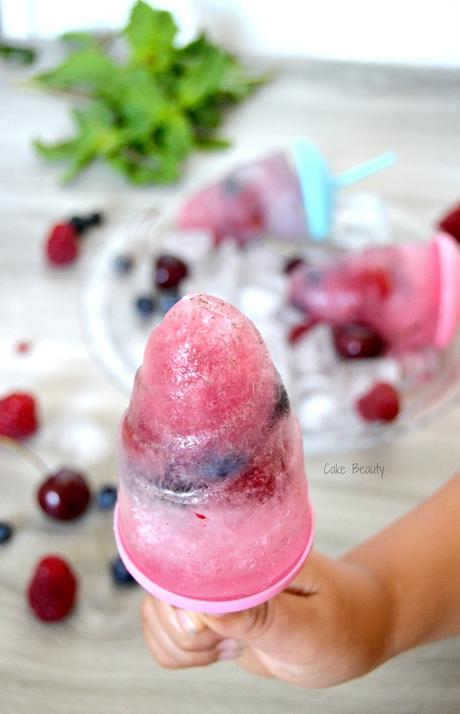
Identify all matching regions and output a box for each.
[115,294,313,612]
[178,151,308,246]
[177,142,395,245]
[288,232,460,351]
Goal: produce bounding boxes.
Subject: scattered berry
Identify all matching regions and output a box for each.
[15,340,31,354]
[356,382,400,423]
[96,485,117,510]
[155,255,188,290]
[37,468,91,521]
[288,317,319,345]
[135,295,155,317]
[68,216,87,235]
[438,202,460,243]
[45,223,79,266]
[158,291,180,315]
[333,323,387,359]
[0,392,38,439]
[0,521,14,544]
[284,257,305,274]
[111,555,137,586]
[69,212,104,235]
[114,254,134,274]
[28,555,77,622]
[86,212,103,227]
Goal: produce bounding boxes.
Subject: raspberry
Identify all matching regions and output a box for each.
[438,203,460,243]
[28,555,77,622]
[0,392,38,439]
[356,382,400,423]
[45,223,79,266]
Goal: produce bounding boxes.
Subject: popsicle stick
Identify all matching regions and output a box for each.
[335,151,396,188]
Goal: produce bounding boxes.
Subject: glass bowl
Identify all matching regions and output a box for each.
[81,201,460,453]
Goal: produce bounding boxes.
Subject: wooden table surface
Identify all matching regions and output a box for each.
[1,51,460,713]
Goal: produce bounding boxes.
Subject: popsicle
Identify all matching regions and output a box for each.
[114,293,314,612]
[177,140,395,245]
[289,232,460,351]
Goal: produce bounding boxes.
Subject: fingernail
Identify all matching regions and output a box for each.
[216,639,242,660]
[174,609,202,635]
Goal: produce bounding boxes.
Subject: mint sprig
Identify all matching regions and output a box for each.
[33,1,267,185]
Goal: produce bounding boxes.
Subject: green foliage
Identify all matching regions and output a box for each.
[33,1,267,184]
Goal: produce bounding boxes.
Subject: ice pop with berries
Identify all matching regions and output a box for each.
[289,232,460,351]
[177,140,395,245]
[114,294,313,612]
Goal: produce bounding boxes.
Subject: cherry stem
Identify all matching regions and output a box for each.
[0,436,49,476]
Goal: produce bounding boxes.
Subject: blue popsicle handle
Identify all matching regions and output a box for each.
[335,151,396,189]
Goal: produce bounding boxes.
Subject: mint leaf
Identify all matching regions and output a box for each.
[176,41,228,108]
[60,32,101,50]
[35,49,116,94]
[33,2,268,184]
[125,0,177,70]
[112,68,168,141]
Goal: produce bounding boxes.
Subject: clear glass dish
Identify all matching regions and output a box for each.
[80,201,460,454]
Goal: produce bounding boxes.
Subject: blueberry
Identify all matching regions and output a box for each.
[110,555,137,586]
[0,521,14,544]
[114,254,134,274]
[271,382,290,423]
[86,212,104,227]
[200,453,247,480]
[135,295,155,316]
[158,290,180,315]
[222,174,242,196]
[68,216,88,235]
[97,485,117,510]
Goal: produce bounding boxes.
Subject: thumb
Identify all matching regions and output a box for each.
[199,550,327,649]
[200,601,274,643]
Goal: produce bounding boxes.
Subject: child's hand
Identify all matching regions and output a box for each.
[140,550,392,688]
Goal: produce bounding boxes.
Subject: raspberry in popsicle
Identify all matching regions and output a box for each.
[116,293,313,609]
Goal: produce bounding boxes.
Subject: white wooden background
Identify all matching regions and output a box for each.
[1,50,460,713]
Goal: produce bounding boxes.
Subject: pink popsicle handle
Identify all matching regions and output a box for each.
[113,503,314,614]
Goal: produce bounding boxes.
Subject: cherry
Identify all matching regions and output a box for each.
[438,202,460,243]
[333,323,386,359]
[284,257,305,274]
[154,255,189,290]
[356,382,400,423]
[37,468,91,521]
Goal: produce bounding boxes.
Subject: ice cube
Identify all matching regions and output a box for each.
[399,349,440,389]
[296,390,340,432]
[334,357,402,402]
[332,192,390,251]
[238,286,283,322]
[160,228,213,265]
[290,324,337,375]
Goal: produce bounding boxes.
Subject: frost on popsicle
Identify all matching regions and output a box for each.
[117,293,311,600]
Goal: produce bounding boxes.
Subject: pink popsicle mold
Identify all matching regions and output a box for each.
[114,502,314,613]
[433,231,460,349]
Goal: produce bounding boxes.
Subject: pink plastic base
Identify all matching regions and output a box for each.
[433,232,460,349]
[114,503,314,613]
